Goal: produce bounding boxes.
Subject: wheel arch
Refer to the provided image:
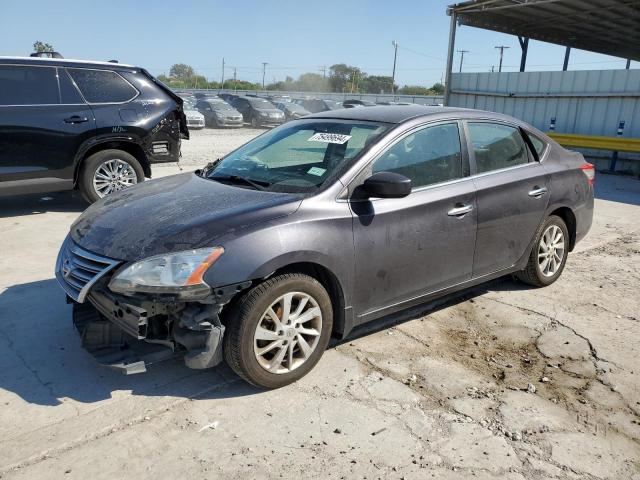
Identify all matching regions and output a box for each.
[547,206,577,251]
[74,140,151,186]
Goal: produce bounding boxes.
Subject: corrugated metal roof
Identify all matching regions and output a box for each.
[448,0,640,61]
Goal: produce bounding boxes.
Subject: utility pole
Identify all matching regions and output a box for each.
[494,46,509,72]
[626,59,631,69]
[319,66,326,78]
[457,49,469,73]
[221,57,225,89]
[233,67,237,91]
[262,62,268,89]
[391,41,398,96]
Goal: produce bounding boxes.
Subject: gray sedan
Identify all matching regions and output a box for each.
[56,106,594,388]
[196,99,244,128]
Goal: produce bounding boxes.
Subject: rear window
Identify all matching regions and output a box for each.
[67,68,138,103]
[0,65,59,105]
[526,133,547,158]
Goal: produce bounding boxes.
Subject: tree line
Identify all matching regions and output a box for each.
[159,63,444,96]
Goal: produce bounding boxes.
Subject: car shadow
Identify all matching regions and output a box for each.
[0,191,89,218]
[333,276,527,347]
[0,278,259,407]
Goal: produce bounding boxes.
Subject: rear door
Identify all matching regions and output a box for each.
[0,64,96,195]
[351,121,477,321]
[465,121,550,277]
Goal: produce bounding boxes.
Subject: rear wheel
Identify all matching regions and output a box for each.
[223,273,333,389]
[79,149,144,202]
[516,215,569,287]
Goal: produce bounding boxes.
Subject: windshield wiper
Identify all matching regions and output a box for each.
[198,158,222,177]
[210,174,270,191]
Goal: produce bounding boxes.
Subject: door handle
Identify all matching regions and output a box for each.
[447,204,473,217]
[528,186,548,198]
[64,116,89,124]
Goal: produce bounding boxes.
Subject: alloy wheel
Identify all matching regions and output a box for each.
[253,292,322,374]
[538,224,565,277]
[92,159,138,198]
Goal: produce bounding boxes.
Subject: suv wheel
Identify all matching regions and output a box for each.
[224,273,333,389]
[516,215,569,287]
[79,149,144,202]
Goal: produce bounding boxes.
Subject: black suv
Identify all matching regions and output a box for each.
[0,57,189,201]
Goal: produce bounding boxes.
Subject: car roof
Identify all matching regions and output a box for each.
[0,56,137,71]
[308,105,514,125]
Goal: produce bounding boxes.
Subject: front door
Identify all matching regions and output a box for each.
[350,122,477,321]
[465,121,550,277]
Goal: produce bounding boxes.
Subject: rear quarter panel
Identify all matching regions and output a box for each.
[542,144,594,246]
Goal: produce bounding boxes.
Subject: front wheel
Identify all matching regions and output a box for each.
[223,273,333,388]
[516,215,569,287]
[78,150,144,202]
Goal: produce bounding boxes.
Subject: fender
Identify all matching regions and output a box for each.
[72,134,148,183]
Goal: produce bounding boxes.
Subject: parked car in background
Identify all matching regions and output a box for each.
[196,98,243,128]
[293,97,343,113]
[343,99,377,108]
[276,101,311,121]
[0,56,188,202]
[180,96,205,130]
[218,92,238,102]
[376,101,414,106]
[56,105,594,388]
[268,94,292,104]
[231,96,285,127]
[194,92,219,100]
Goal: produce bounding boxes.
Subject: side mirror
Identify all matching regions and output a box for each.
[362,171,411,198]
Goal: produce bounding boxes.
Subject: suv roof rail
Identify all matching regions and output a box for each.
[30,51,64,59]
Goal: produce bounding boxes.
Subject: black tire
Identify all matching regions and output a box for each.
[223,273,333,389]
[78,149,144,203]
[516,215,569,287]
[250,115,260,128]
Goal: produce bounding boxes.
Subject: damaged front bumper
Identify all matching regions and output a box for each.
[73,282,249,375]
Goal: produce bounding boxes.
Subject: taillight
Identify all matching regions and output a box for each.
[580,162,595,186]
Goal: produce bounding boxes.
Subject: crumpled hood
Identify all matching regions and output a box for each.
[71,173,302,261]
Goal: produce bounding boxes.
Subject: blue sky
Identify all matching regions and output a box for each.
[1,0,635,87]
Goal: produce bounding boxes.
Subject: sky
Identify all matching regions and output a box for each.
[0,0,636,87]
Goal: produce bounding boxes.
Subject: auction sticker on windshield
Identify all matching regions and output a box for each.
[308,133,352,144]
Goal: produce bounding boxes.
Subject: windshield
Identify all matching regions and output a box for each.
[206,120,388,193]
[212,102,233,111]
[249,98,276,109]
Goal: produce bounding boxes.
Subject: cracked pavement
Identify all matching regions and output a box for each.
[0,130,639,479]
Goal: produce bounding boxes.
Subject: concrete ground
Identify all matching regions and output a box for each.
[0,128,639,479]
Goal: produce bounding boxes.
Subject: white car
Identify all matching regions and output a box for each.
[180,96,206,130]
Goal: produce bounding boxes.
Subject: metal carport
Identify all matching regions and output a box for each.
[444,0,640,105]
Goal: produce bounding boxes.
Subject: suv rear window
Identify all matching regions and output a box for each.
[0,65,59,105]
[67,68,138,103]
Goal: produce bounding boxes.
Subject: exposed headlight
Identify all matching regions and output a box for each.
[108,247,224,299]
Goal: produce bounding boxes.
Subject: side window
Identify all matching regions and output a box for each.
[526,132,546,158]
[372,123,463,189]
[66,68,138,103]
[468,122,529,174]
[58,68,84,104]
[0,65,59,105]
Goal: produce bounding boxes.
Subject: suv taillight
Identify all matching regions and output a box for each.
[580,162,595,186]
